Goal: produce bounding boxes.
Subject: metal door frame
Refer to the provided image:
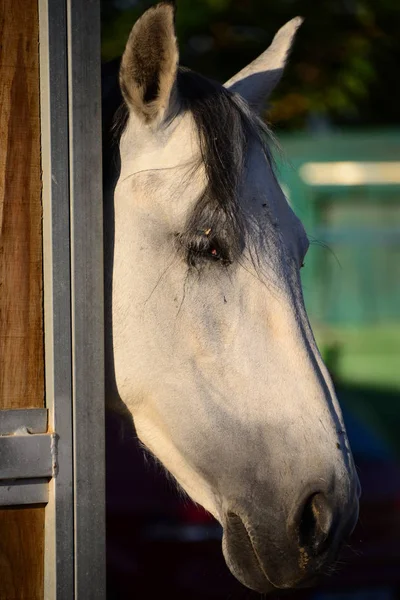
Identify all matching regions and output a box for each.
[0,1,105,597]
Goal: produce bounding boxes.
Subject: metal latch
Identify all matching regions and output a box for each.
[0,409,56,506]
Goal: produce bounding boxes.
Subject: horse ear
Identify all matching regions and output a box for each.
[224,17,303,113]
[120,1,179,124]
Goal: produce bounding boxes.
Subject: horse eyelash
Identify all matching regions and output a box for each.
[188,243,231,266]
[177,232,232,266]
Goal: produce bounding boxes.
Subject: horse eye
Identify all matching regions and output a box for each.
[209,247,222,260]
[197,245,230,264]
[187,237,231,266]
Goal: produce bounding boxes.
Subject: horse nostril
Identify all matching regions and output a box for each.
[298,493,333,555]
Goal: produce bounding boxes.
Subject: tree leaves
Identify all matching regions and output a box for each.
[101,0,400,129]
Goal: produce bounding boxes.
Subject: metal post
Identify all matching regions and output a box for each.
[40,0,105,597]
[40,0,74,597]
[67,1,106,598]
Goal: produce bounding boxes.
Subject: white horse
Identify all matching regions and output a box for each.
[105,1,360,593]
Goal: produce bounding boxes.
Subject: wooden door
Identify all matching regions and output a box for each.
[0,0,45,598]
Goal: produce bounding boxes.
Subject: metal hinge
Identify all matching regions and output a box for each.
[0,409,56,506]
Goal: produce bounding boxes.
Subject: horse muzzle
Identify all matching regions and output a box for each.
[222,490,359,593]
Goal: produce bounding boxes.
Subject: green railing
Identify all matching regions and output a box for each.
[277,129,400,393]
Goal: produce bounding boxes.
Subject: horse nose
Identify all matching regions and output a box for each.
[223,491,359,592]
[297,492,334,556]
[294,490,359,557]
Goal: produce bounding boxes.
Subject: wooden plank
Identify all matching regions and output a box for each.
[0,2,45,599]
[0,0,44,410]
[0,507,45,600]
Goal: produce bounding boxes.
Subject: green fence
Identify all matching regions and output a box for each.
[277,130,400,392]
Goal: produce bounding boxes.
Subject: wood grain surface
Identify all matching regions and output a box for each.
[0,1,45,599]
[0,508,45,600]
[0,0,44,410]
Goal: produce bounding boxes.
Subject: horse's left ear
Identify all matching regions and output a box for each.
[120,1,178,124]
[224,17,303,113]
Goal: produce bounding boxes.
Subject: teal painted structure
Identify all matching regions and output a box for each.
[276,130,400,326]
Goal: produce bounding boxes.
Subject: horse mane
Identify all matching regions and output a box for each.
[107,64,276,266]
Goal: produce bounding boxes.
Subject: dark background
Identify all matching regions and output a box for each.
[101,0,400,131]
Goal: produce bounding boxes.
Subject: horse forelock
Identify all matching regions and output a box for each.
[110,65,277,265]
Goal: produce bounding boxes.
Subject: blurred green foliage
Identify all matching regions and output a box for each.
[101,0,400,130]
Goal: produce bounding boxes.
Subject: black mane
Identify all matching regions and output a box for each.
[104,64,275,266]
